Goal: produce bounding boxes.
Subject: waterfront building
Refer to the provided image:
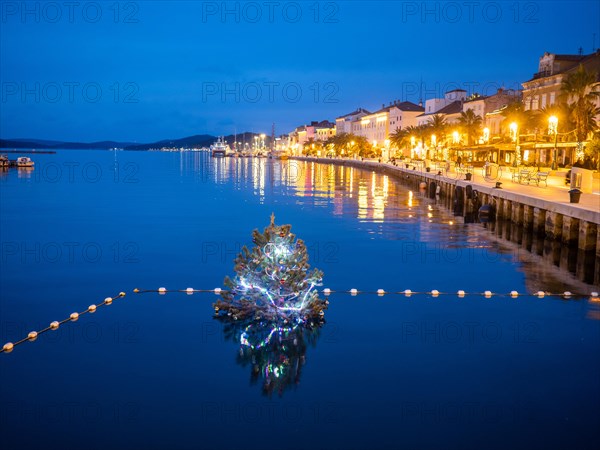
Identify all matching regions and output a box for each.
[288,120,336,155]
[521,50,600,113]
[423,89,467,115]
[416,100,463,127]
[463,88,520,120]
[352,101,423,144]
[335,108,370,135]
[521,50,600,165]
[416,89,467,127]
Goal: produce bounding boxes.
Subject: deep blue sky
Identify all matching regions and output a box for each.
[1,1,599,142]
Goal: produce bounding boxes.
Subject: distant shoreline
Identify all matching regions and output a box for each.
[1,149,56,154]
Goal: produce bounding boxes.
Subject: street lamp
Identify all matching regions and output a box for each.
[483,127,490,144]
[548,115,558,170]
[510,122,520,166]
[452,131,460,144]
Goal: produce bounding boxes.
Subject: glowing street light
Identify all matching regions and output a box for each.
[483,127,490,143]
[509,122,518,141]
[548,115,558,170]
[260,133,266,149]
[509,122,521,166]
[452,131,460,144]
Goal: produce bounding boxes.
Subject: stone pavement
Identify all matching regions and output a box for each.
[428,164,599,214]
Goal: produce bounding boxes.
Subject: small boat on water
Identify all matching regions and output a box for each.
[16,157,35,167]
[268,150,289,160]
[0,155,8,167]
[210,137,231,157]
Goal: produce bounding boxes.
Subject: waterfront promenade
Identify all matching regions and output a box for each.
[294,156,600,225]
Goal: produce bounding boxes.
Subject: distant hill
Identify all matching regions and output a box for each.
[124,134,216,150]
[1,132,270,151]
[0,138,136,150]
[9,138,67,146]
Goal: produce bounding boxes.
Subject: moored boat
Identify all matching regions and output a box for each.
[16,157,34,167]
[210,137,229,157]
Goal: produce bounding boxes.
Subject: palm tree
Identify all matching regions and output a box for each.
[560,64,600,143]
[406,124,429,159]
[500,100,537,137]
[389,127,410,155]
[561,64,600,160]
[428,114,447,159]
[428,114,447,135]
[458,109,482,146]
[303,138,320,156]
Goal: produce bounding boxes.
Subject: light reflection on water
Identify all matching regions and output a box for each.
[175,152,595,294]
[1,150,599,450]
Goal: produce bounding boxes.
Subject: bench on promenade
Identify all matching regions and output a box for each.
[530,171,549,187]
[510,168,549,187]
[511,169,532,184]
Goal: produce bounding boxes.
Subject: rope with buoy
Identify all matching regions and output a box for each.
[1,292,126,354]
[3,287,598,354]
[133,287,599,300]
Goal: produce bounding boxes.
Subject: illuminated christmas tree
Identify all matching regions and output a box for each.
[214,214,327,323]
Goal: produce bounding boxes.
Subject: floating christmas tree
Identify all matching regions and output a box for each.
[214,214,327,322]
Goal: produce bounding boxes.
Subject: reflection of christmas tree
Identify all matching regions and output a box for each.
[214,214,327,322]
[218,316,324,397]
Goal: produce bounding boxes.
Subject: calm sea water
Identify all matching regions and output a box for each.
[1,150,599,450]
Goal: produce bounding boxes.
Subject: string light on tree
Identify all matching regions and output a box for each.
[213,214,327,323]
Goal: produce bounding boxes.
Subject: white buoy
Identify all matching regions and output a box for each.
[591,292,599,298]
[186,287,194,295]
[323,288,331,296]
[119,292,126,297]
[484,290,492,298]
[431,290,439,297]
[70,312,79,321]
[158,287,167,294]
[404,289,412,297]
[510,290,518,298]
[457,290,465,298]
[104,297,113,305]
[377,289,385,296]
[28,331,38,341]
[3,342,14,353]
[564,291,572,298]
[214,288,222,294]
[88,304,97,313]
[50,321,59,330]
[536,291,545,298]
[350,288,358,296]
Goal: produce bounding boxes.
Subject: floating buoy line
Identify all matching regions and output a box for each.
[1,292,126,354]
[133,287,599,299]
[2,288,599,354]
